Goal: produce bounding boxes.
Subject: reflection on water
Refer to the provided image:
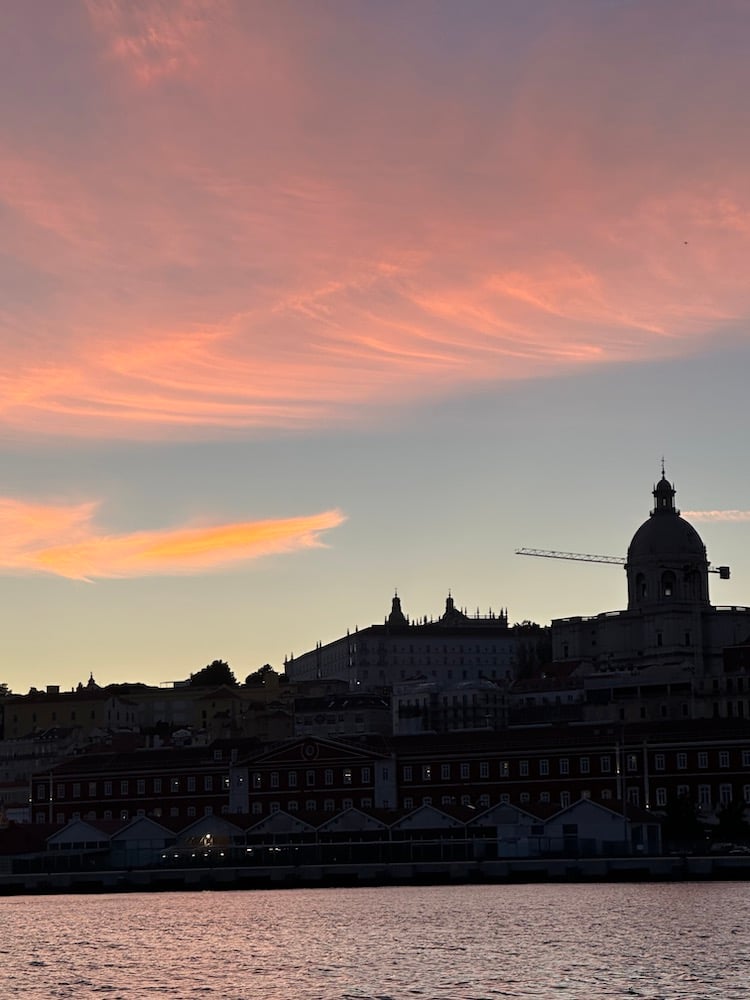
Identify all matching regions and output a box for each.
[3,882,750,999]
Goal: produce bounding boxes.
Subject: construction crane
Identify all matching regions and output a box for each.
[515,547,730,578]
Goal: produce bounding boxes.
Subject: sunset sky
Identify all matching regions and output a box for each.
[2,0,750,693]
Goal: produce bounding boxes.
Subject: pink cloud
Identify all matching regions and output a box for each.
[683,511,750,523]
[1,3,749,439]
[0,497,345,580]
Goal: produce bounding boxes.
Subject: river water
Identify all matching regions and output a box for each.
[3,882,750,999]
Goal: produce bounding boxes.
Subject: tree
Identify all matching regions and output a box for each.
[189,660,238,687]
[715,798,750,844]
[663,793,706,852]
[245,664,278,687]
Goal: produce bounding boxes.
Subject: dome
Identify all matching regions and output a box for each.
[626,472,709,610]
[627,513,707,563]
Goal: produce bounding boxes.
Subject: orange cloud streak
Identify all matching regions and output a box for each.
[0,498,345,580]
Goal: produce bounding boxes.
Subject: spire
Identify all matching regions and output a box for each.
[652,465,677,515]
[387,591,408,627]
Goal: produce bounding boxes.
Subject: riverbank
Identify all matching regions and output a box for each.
[2,854,750,895]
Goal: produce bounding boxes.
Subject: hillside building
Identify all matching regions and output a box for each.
[284,593,517,690]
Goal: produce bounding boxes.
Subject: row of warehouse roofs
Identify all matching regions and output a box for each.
[0,798,661,868]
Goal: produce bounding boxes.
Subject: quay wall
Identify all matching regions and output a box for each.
[1,855,749,895]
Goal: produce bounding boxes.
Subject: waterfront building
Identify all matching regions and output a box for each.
[229,735,397,816]
[28,741,256,826]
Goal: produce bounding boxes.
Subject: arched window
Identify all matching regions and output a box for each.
[661,571,676,598]
[636,573,647,598]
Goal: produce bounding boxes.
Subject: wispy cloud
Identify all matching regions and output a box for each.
[1,3,749,439]
[0,498,345,580]
[683,510,750,523]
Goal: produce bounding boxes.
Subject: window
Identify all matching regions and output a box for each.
[288,771,297,788]
[559,759,569,776]
[73,783,81,798]
[500,761,510,778]
[187,806,196,817]
[560,791,571,807]
[720,784,733,805]
[655,787,667,807]
[601,789,612,800]
[270,772,279,789]
[520,792,530,804]
[440,764,450,780]
[324,799,335,812]
[104,782,113,796]
[362,767,371,783]
[677,784,690,798]
[361,797,372,809]
[306,800,316,811]
[252,802,262,815]
[719,751,730,768]
[88,782,97,797]
[743,785,750,804]
[422,765,432,781]
[403,766,413,782]
[519,760,529,778]
[677,753,687,770]
[288,801,299,812]
[654,754,665,771]
[56,783,65,799]
[539,759,549,777]
[580,757,590,775]
[698,752,708,769]
[627,754,638,772]
[204,775,214,792]
[404,797,414,809]
[270,802,280,813]
[540,792,550,803]
[342,798,353,809]
[120,780,128,795]
[626,787,639,806]
[170,807,179,817]
[154,778,162,794]
[698,785,712,807]
[306,770,316,786]
[170,778,179,793]
[137,779,146,795]
[742,751,750,768]
[600,756,611,773]
[500,793,510,804]
[479,761,489,779]
[343,768,353,785]
[478,794,490,807]
[460,763,470,780]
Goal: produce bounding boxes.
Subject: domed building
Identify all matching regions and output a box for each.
[552,472,750,723]
[626,474,710,612]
